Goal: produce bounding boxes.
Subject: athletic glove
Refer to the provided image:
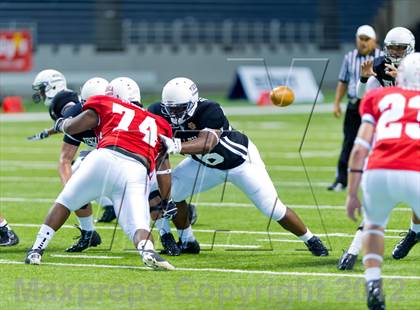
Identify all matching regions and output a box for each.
[27,129,50,141]
[159,134,182,154]
[161,199,177,220]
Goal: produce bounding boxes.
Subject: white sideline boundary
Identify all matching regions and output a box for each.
[50,254,123,259]
[0,259,419,280]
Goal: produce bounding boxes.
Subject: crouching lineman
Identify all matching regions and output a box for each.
[150,77,329,257]
[0,214,19,246]
[29,72,108,252]
[25,77,176,270]
[338,26,417,270]
[346,53,420,310]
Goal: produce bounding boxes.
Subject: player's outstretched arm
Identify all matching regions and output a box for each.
[55,109,99,135]
[58,142,78,185]
[27,127,58,141]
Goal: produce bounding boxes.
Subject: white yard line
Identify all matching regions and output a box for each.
[10,223,409,237]
[50,254,123,259]
[0,259,419,280]
[1,197,413,213]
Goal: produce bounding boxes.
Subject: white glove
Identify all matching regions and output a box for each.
[159,134,182,154]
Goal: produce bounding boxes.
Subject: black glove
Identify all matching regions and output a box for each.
[53,117,65,133]
[27,129,49,141]
[161,199,177,220]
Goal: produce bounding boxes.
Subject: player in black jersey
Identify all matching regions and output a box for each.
[339,27,417,271]
[151,77,329,257]
[356,27,415,98]
[29,73,110,252]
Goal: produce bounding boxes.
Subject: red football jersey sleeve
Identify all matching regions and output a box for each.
[83,95,172,171]
[359,87,420,172]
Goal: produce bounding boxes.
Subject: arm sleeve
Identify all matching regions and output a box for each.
[356,76,382,99]
[338,54,350,83]
[63,134,82,146]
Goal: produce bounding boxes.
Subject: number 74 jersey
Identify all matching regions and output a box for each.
[360,86,420,172]
[83,95,172,172]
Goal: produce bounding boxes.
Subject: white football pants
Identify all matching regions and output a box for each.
[57,148,151,241]
[362,169,420,227]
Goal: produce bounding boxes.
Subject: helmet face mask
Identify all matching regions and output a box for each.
[384,43,412,66]
[32,82,47,103]
[161,101,195,126]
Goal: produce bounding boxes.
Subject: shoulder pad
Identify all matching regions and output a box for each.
[147,102,164,115]
[49,90,80,120]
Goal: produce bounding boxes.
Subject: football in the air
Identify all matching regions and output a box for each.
[270,86,295,107]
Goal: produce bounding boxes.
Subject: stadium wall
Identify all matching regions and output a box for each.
[1,43,354,98]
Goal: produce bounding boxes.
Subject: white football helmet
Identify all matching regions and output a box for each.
[80,77,109,102]
[106,77,141,104]
[397,52,420,91]
[32,69,67,106]
[384,27,415,66]
[161,77,199,126]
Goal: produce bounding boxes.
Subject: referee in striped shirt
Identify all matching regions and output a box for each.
[328,25,382,191]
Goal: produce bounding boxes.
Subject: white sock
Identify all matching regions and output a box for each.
[77,215,94,232]
[32,224,55,250]
[156,218,172,236]
[410,220,420,233]
[348,229,363,255]
[298,229,314,243]
[177,226,195,243]
[137,239,154,255]
[0,219,9,230]
[365,267,381,282]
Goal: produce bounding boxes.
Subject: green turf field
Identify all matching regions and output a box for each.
[0,108,419,309]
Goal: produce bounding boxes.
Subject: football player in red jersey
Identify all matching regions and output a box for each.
[25,77,176,270]
[345,53,420,310]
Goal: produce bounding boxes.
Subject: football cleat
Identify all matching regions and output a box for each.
[305,236,329,256]
[96,205,116,223]
[188,203,198,226]
[178,239,200,254]
[0,227,19,246]
[65,226,102,252]
[160,233,181,256]
[337,250,358,270]
[392,229,420,260]
[25,248,44,265]
[327,181,346,192]
[141,249,175,271]
[366,279,385,310]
